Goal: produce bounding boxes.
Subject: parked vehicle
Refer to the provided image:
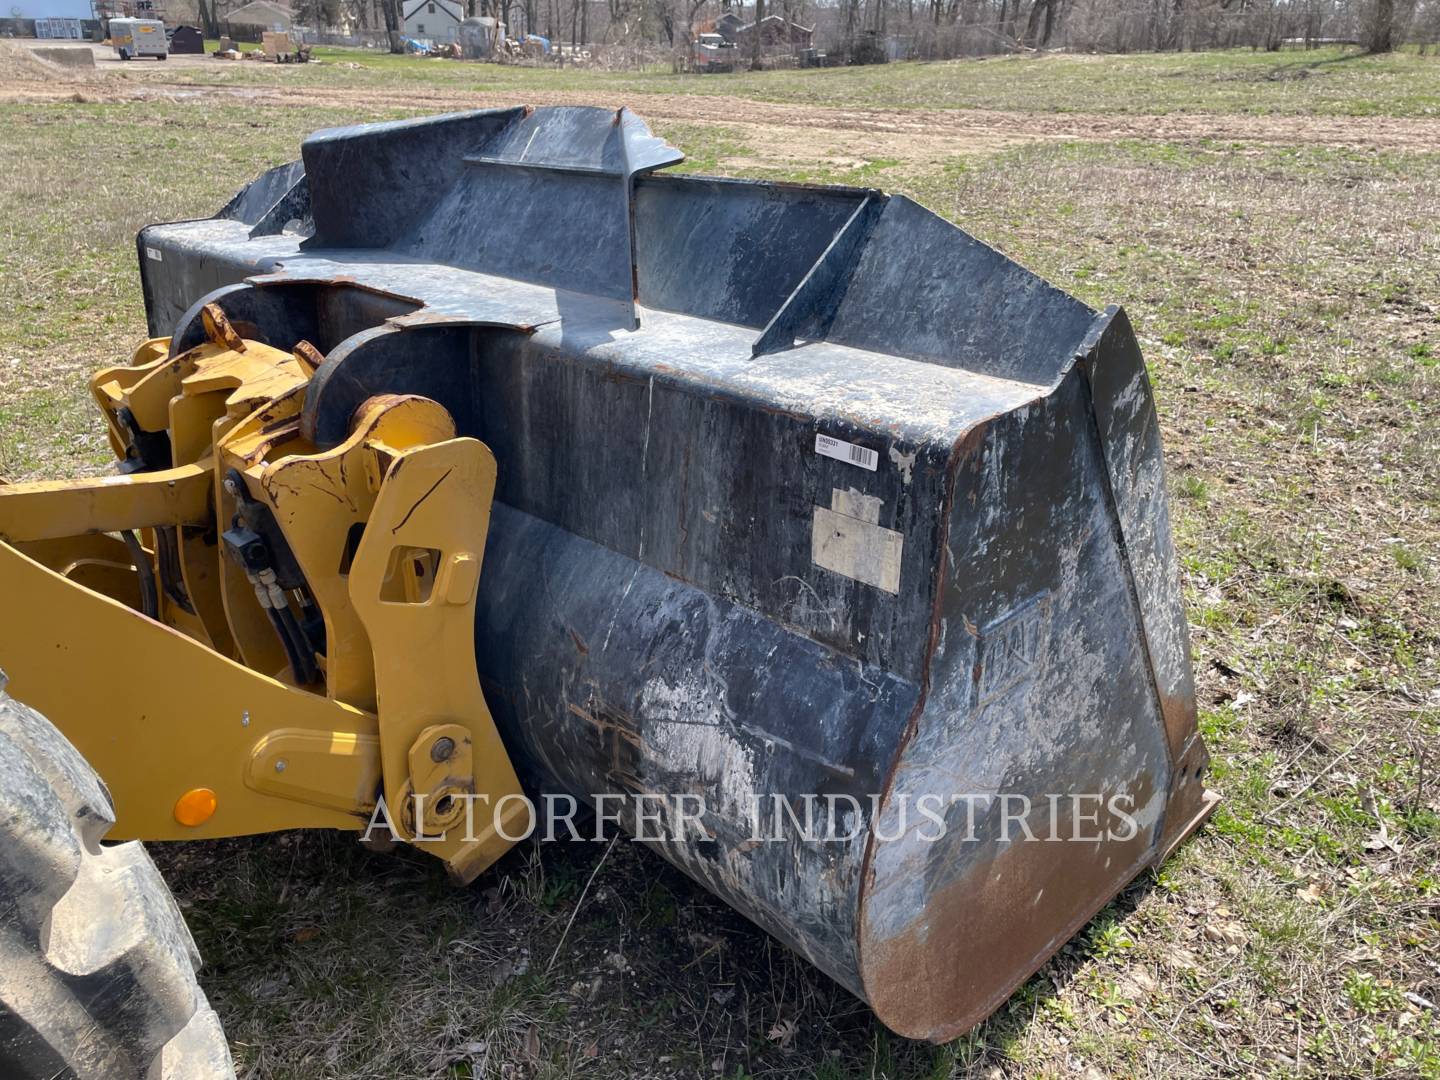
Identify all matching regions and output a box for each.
[109,17,168,60]
[690,31,737,71]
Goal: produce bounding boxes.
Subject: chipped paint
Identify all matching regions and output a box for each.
[887,445,918,485]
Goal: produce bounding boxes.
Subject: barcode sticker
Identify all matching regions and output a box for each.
[145,246,163,262]
[815,433,878,472]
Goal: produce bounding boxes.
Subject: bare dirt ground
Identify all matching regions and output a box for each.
[3,43,1438,171]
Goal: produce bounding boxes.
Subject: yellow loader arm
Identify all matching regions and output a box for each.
[0,307,524,883]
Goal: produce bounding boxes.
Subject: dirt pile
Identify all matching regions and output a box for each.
[0,40,83,82]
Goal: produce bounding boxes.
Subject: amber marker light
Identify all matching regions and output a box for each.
[174,788,218,827]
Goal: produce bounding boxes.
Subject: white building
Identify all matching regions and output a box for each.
[403,0,463,42]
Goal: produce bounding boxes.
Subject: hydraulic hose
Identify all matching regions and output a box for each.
[250,567,318,686]
[120,530,159,620]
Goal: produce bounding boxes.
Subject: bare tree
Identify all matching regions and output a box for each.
[1023,0,1058,45]
[1365,0,1396,50]
[196,0,219,36]
[463,0,1418,69]
[380,0,403,52]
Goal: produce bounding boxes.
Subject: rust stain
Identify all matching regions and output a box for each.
[292,339,325,372]
[568,693,643,795]
[600,363,648,387]
[1158,689,1198,762]
[250,271,425,308]
[1156,725,1218,858]
[676,446,691,554]
[860,771,1161,1042]
[390,311,541,334]
[855,418,976,933]
[259,415,300,436]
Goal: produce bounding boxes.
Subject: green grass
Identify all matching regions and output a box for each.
[1,46,1439,1079]
[127,43,1440,117]
[0,100,403,479]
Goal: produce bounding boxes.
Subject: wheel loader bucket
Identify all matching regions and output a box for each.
[0,107,1215,1042]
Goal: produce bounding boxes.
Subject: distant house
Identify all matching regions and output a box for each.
[714,10,743,40]
[224,0,295,32]
[403,0,462,42]
[731,13,813,49]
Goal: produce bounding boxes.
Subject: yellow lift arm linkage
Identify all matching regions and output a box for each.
[0,307,525,883]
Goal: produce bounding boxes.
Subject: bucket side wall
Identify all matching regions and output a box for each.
[858,362,1188,1041]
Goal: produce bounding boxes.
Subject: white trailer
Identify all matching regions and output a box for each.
[109,17,168,60]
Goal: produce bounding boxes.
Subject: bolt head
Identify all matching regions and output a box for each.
[430,737,456,763]
[274,759,287,773]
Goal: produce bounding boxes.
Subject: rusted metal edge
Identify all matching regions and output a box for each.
[1074,306,1220,843]
[852,417,979,1017]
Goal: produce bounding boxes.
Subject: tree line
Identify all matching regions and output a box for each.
[196,0,1436,58]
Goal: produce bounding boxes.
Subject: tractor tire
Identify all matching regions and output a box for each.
[0,677,235,1080]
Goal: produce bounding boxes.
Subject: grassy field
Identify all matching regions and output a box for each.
[0,44,1438,1079]
[144,42,1440,117]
